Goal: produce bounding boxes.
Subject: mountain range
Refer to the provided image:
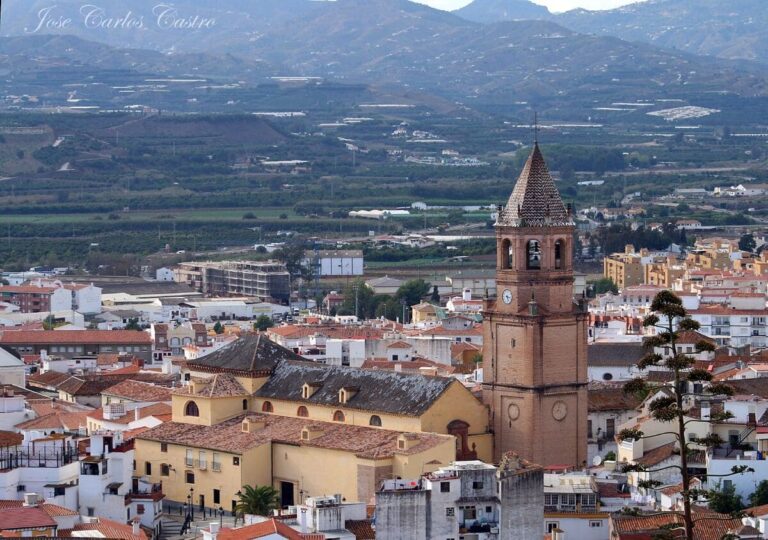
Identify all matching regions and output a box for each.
[1,0,768,116]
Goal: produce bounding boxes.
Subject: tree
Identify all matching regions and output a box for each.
[274,240,309,281]
[213,321,224,335]
[749,480,768,507]
[739,233,756,253]
[124,318,142,331]
[254,315,274,332]
[590,277,618,295]
[708,482,743,514]
[235,485,279,517]
[430,285,440,304]
[396,279,430,307]
[618,290,748,539]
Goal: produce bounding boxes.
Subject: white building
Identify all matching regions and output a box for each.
[544,473,608,540]
[0,347,26,387]
[155,268,175,282]
[305,250,364,277]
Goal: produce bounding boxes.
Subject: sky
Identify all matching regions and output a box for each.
[414,0,644,13]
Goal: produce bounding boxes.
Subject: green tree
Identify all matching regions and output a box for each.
[430,285,440,304]
[254,315,274,332]
[124,318,142,331]
[235,485,279,517]
[739,233,757,253]
[590,277,618,295]
[213,321,224,335]
[749,480,768,507]
[708,482,743,514]
[618,290,747,539]
[396,279,431,307]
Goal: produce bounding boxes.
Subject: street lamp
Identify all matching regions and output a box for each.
[189,488,195,520]
[218,506,224,527]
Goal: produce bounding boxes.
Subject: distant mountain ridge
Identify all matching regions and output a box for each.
[454,0,550,23]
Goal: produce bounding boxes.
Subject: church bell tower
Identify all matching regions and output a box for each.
[482,143,588,467]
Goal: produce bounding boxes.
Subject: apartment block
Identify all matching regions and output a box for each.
[174,261,290,302]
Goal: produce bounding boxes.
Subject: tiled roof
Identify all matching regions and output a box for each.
[498,144,572,227]
[102,380,173,402]
[88,403,172,425]
[596,482,631,499]
[31,372,175,397]
[675,330,716,346]
[588,384,642,412]
[0,286,57,294]
[173,373,248,398]
[635,442,678,467]
[727,379,768,399]
[587,343,645,367]
[15,411,90,431]
[611,508,742,540]
[59,518,147,540]
[27,371,71,389]
[361,359,455,376]
[0,501,78,518]
[188,334,303,374]
[0,507,56,530]
[216,518,314,540]
[386,341,412,349]
[415,325,482,337]
[745,503,768,517]
[0,330,151,345]
[138,413,451,458]
[344,519,375,540]
[0,432,22,447]
[27,399,91,416]
[256,360,457,416]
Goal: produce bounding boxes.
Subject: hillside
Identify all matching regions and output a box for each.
[454,0,551,23]
[556,0,768,63]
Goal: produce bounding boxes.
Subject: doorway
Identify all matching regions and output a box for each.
[280,481,295,507]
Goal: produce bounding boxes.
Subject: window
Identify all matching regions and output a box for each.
[233,457,240,466]
[333,410,345,422]
[602,372,613,381]
[527,240,541,270]
[199,451,207,469]
[184,401,200,417]
[369,415,382,427]
[472,481,483,490]
[440,482,450,493]
[137,504,145,515]
[185,471,195,484]
[242,399,248,411]
[262,401,273,413]
[554,240,563,269]
[606,419,616,438]
[133,460,136,471]
[462,506,477,520]
[587,420,593,439]
[445,507,455,517]
[185,450,194,467]
[53,486,65,497]
[546,522,559,533]
[145,462,152,475]
[161,464,170,477]
[160,443,168,453]
[544,494,557,506]
[297,406,308,417]
[213,489,220,505]
[212,453,221,472]
[485,506,492,513]
[87,508,95,517]
[590,521,603,528]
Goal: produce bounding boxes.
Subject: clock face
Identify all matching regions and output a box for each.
[507,403,520,422]
[552,401,568,421]
[502,289,513,304]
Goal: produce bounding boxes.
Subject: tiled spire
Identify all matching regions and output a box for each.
[497,144,573,227]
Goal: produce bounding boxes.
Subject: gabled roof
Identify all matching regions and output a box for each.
[173,373,248,398]
[101,380,172,402]
[0,506,57,531]
[498,144,572,227]
[588,384,643,412]
[15,410,90,431]
[216,517,320,540]
[59,517,147,540]
[188,334,304,375]
[587,343,645,367]
[255,360,456,416]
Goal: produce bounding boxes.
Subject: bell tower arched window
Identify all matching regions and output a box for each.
[527,240,541,270]
[555,240,564,269]
[501,239,512,269]
[184,401,199,417]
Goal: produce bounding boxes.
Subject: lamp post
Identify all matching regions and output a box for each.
[189,488,195,520]
[218,506,224,527]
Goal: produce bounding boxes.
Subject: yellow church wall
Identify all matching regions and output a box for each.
[171,394,249,426]
[393,438,456,478]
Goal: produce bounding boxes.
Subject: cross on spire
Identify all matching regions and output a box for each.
[533,111,539,145]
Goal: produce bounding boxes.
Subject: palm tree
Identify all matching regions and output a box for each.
[235,485,280,517]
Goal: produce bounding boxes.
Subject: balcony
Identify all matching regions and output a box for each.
[197,460,207,470]
[125,482,164,503]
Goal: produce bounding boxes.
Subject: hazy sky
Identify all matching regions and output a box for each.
[414,0,644,13]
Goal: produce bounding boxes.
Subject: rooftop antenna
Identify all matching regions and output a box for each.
[533,111,539,145]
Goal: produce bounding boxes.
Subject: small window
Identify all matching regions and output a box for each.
[137,504,145,515]
[213,489,220,505]
[87,507,95,517]
[297,406,309,417]
[485,506,492,513]
[472,481,483,490]
[369,415,382,427]
[262,401,273,413]
[161,464,170,477]
[145,462,152,475]
[546,522,559,533]
[333,410,345,422]
[160,443,168,453]
[441,482,450,493]
[445,507,455,517]
[185,401,200,417]
[602,373,613,381]
[242,399,248,411]
[53,486,65,497]
[590,521,602,528]
[233,457,240,466]
[185,471,195,484]
[527,240,541,270]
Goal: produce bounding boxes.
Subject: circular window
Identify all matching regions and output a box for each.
[603,373,613,381]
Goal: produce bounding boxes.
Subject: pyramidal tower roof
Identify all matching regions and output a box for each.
[497,143,573,227]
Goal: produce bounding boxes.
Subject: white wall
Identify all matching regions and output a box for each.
[544,516,608,540]
[74,285,102,315]
[50,289,73,313]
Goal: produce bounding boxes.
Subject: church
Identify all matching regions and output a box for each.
[483,143,588,468]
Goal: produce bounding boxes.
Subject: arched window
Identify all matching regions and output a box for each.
[261,401,273,413]
[555,240,564,270]
[184,401,199,417]
[297,406,309,418]
[501,239,512,269]
[527,240,541,270]
[369,415,382,427]
[333,410,345,422]
[242,399,248,410]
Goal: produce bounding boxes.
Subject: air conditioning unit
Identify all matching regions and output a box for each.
[490,526,500,534]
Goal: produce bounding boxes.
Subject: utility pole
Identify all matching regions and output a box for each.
[353,283,360,320]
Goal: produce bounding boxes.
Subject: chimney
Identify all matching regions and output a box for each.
[132,518,140,536]
[23,493,39,507]
[552,528,566,540]
[242,416,266,433]
[301,424,325,442]
[462,288,472,302]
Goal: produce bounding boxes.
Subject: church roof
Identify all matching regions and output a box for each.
[498,144,573,227]
[187,334,304,375]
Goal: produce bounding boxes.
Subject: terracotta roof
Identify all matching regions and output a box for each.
[727,379,768,399]
[675,330,716,346]
[635,442,678,467]
[610,508,742,540]
[138,413,451,458]
[386,341,412,349]
[188,334,303,374]
[0,432,22,447]
[0,286,57,294]
[0,330,151,345]
[588,384,643,412]
[0,507,56,531]
[256,360,457,416]
[88,403,172,425]
[27,399,91,416]
[498,144,572,227]
[59,517,147,540]
[173,373,248,398]
[0,501,78,518]
[361,358,455,376]
[15,411,90,431]
[102,380,172,402]
[216,518,312,540]
[415,325,482,337]
[596,482,631,499]
[745,503,768,517]
[27,371,71,389]
[97,353,120,366]
[344,519,375,540]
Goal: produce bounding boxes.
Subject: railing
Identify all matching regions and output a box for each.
[0,445,77,470]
